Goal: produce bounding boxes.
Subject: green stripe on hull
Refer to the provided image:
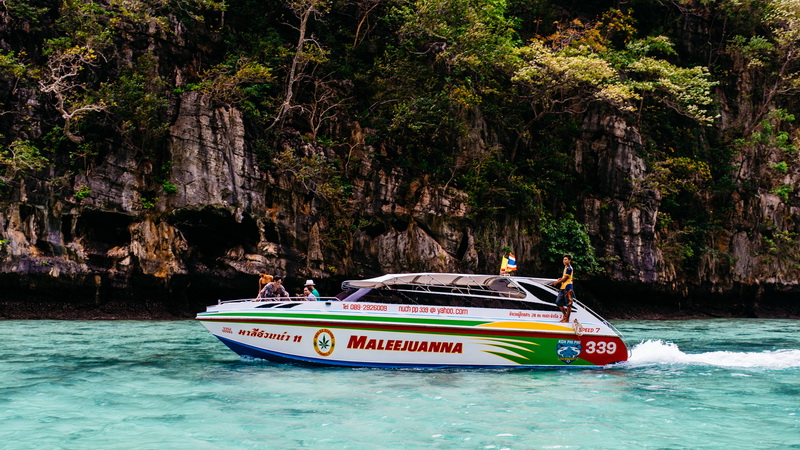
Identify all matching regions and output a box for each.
[480,337,541,365]
[476,337,592,366]
[199,311,490,327]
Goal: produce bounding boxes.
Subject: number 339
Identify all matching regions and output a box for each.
[585,341,617,354]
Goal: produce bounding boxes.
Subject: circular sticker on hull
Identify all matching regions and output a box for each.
[313,329,335,357]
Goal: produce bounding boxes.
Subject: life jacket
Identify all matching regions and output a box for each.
[560,265,574,290]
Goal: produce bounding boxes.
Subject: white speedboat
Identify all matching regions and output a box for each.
[196,273,629,368]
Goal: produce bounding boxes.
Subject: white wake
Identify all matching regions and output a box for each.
[626,339,800,369]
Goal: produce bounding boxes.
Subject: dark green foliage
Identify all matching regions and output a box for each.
[74,184,91,199]
[539,214,600,275]
[100,54,170,154]
[0,51,28,79]
[2,0,51,25]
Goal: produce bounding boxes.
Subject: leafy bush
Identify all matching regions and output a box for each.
[0,140,50,184]
[539,214,600,274]
[161,182,178,195]
[197,58,274,107]
[74,185,91,200]
[141,196,158,209]
[772,184,793,202]
[773,161,789,173]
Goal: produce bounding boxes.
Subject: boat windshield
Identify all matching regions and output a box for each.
[336,288,370,302]
[515,281,558,305]
[343,274,525,298]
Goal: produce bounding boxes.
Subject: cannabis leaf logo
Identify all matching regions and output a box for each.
[313,329,335,356]
[317,335,331,350]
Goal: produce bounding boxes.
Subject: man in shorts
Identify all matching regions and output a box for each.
[551,254,574,323]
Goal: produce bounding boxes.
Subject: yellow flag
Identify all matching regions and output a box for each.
[500,256,508,274]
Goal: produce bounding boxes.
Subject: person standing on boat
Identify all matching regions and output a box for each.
[303,286,317,301]
[258,273,273,295]
[551,254,574,323]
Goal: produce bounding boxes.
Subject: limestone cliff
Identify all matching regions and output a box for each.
[2,89,796,318]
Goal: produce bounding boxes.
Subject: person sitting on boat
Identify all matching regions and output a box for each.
[304,279,320,298]
[273,276,290,298]
[272,277,289,298]
[551,254,574,323]
[303,286,317,301]
[257,275,289,299]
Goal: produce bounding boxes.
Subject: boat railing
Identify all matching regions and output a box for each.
[218,296,341,304]
[572,298,630,348]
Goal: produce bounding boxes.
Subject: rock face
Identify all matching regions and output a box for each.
[576,112,659,284]
[168,92,262,211]
[2,86,798,319]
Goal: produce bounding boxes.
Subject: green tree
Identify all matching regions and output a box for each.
[0,51,27,79]
[198,57,274,107]
[512,9,717,125]
[270,0,330,129]
[0,140,50,187]
[397,0,520,74]
[722,0,800,133]
[100,54,170,154]
[539,214,600,275]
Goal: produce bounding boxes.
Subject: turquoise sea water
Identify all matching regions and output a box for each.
[1,319,799,449]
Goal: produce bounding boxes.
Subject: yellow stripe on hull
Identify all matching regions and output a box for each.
[477,321,574,332]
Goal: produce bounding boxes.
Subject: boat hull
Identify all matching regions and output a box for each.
[198,313,628,368]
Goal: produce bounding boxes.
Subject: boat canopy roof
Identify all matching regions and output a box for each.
[342,273,557,291]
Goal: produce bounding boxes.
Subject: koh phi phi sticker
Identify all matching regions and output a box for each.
[556,340,582,364]
[313,329,336,357]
